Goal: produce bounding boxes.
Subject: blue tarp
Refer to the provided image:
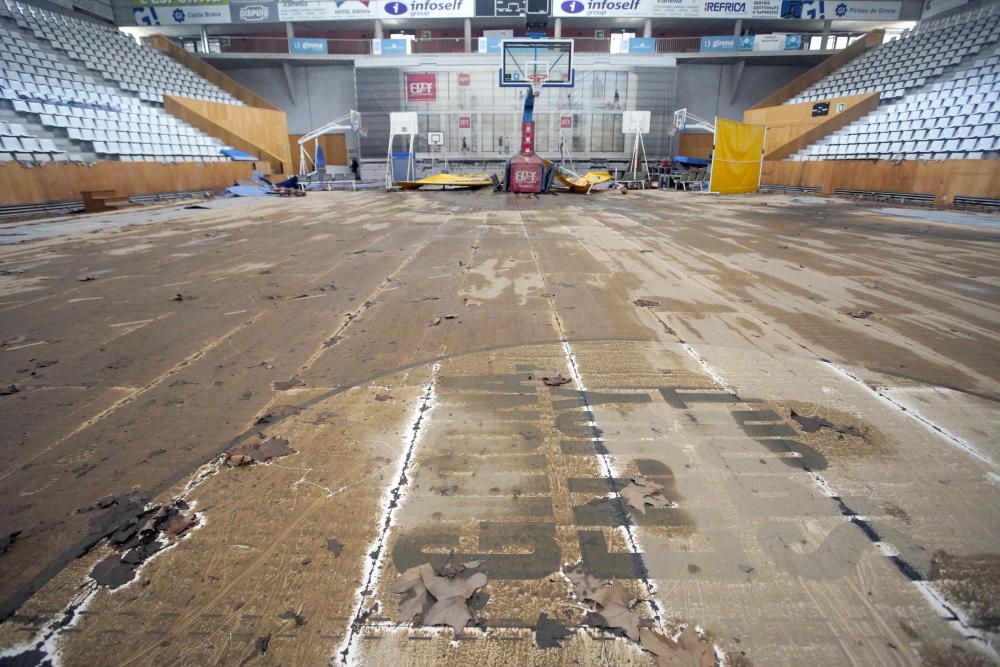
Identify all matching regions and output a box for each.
[674,155,710,167]
[221,149,258,161]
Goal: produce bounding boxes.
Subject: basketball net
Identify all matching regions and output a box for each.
[523,59,552,96]
[527,73,548,97]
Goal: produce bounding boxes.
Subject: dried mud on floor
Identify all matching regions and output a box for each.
[0,191,998,667]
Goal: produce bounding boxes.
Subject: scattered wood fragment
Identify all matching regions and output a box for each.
[389,560,488,635]
[620,475,673,514]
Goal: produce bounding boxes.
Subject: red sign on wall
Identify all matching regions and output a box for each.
[560,115,573,129]
[458,115,472,129]
[405,73,437,102]
[458,72,471,87]
[521,121,535,155]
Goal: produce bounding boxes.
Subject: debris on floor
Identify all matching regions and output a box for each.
[585,579,640,640]
[542,374,571,387]
[89,500,198,589]
[633,298,661,307]
[272,378,305,391]
[845,309,874,319]
[325,538,343,557]
[254,405,302,424]
[430,314,458,326]
[790,409,865,438]
[224,437,295,466]
[563,561,716,665]
[640,626,716,667]
[0,531,21,555]
[620,476,673,514]
[388,560,488,634]
[239,633,271,666]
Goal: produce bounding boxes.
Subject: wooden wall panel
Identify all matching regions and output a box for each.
[165,96,292,174]
[744,93,880,160]
[0,161,254,207]
[761,159,1000,204]
[749,30,884,110]
[150,36,279,111]
[678,133,714,159]
[288,134,349,172]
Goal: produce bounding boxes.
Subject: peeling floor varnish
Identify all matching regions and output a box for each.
[0,191,997,667]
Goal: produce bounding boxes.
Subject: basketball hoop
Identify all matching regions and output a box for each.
[527,73,549,96]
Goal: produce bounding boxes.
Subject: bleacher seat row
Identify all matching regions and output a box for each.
[2,0,240,105]
[789,5,1000,162]
[0,0,240,164]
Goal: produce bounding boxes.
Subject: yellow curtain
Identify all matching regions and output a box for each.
[709,117,766,194]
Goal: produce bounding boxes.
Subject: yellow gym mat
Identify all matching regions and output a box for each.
[397,173,496,189]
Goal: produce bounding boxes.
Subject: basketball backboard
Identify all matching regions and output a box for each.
[622,110,651,134]
[499,39,574,88]
[390,112,418,136]
[427,131,444,146]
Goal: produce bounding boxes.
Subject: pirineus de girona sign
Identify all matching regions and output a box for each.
[405,73,437,102]
[553,0,899,18]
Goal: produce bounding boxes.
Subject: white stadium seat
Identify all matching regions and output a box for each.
[788,5,1000,162]
[0,0,236,164]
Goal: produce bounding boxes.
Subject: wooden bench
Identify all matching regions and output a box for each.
[81,189,132,213]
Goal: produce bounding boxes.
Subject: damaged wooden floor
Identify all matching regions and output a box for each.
[0,191,998,666]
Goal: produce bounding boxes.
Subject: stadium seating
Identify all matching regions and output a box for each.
[0,1,237,164]
[788,6,1000,162]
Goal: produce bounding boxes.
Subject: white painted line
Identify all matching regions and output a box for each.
[678,339,999,657]
[110,319,154,328]
[68,297,104,303]
[821,360,996,469]
[914,580,1000,662]
[680,342,735,394]
[224,310,248,316]
[338,363,440,666]
[4,341,46,351]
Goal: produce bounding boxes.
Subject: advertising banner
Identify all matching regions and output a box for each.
[458,72,471,86]
[289,37,328,54]
[699,35,742,51]
[374,38,410,55]
[405,73,437,102]
[625,37,655,53]
[277,0,376,22]
[230,0,278,22]
[779,0,900,19]
[560,115,573,128]
[554,0,898,18]
[132,0,229,25]
[752,33,785,50]
[458,115,472,129]
[478,35,505,53]
[379,0,475,18]
[700,33,802,52]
